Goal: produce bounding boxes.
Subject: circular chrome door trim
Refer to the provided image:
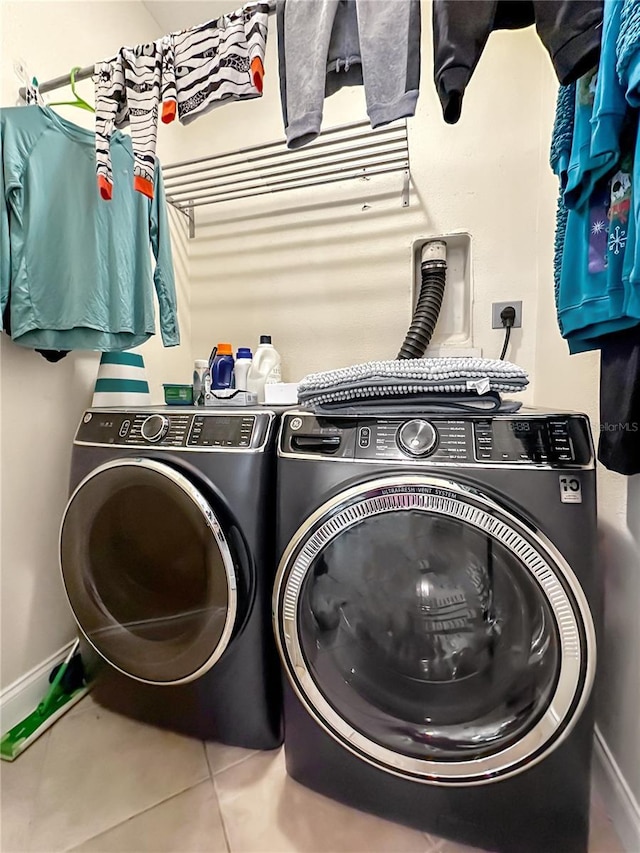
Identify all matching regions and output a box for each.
[274,475,596,786]
[60,458,238,686]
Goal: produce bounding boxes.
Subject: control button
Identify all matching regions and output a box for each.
[83,413,92,424]
[358,427,371,448]
[118,420,131,438]
[552,438,570,448]
[556,451,573,460]
[141,414,170,443]
[478,451,493,460]
[397,419,438,457]
[290,417,303,431]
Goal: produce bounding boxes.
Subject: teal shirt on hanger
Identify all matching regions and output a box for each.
[0,105,179,352]
[556,0,640,353]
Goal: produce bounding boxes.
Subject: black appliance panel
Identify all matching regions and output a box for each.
[188,415,255,448]
[75,411,259,449]
[281,414,592,466]
[474,418,583,464]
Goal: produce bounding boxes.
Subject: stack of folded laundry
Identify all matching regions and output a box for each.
[297,357,529,415]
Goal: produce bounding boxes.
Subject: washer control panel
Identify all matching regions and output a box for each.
[281,413,593,467]
[473,417,576,464]
[75,410,266,450]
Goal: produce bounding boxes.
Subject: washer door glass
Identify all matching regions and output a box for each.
[60,459,238,684]
[276,479,594,783]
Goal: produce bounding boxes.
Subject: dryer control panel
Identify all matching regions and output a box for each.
[280,412,593,467]
[75,410,272,450]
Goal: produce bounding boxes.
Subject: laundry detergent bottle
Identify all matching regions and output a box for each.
[234,348,253,391]
[211,343,235,389]
[247,335,281,402]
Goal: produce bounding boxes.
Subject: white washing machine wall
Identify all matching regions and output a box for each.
[273,409,600,853]
[276,474,596,785]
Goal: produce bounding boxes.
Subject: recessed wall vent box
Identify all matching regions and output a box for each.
[410,233,473,350]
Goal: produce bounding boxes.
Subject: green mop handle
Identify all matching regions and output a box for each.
[38,639,80,717]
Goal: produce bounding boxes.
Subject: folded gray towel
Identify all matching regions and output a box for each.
[304,392,523,416]
[297,358,529,408]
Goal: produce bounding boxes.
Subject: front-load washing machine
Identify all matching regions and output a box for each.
[273,409,599,852]
[60,407,282,749]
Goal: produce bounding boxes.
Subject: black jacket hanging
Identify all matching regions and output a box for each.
[433,0,603,124]
[598,325,640,476]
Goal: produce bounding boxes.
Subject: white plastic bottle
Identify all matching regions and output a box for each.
[192,359,209,405]
[247,335,282,402]
[234,348,253,391]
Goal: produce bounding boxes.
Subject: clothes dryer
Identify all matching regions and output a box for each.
[274,409,599,852]
[60,407,281,749]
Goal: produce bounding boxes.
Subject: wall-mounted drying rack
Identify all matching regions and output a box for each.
[163,118,411,238]
[17,24,410,241]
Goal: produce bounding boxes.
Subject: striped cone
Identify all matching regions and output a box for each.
[92,352,151,407]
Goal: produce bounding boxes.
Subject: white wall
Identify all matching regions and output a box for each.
[0,0,192,691]
[185,23,548,398]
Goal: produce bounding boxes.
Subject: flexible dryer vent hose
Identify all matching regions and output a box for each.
[397,240,447,359]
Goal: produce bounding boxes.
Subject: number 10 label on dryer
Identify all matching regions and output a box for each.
[559,476,583,503]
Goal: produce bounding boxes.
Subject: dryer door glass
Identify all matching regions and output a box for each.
[61,460,238,684]
[277,480,594,782]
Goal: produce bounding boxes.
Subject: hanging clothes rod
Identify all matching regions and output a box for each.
[19,65,94,99]
[17,1,276,100]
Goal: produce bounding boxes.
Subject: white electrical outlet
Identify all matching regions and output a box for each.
[492,301,522,329]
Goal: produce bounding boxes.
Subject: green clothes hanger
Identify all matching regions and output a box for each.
[48,66,95,112]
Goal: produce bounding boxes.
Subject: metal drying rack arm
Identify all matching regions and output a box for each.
[163,119,411,237]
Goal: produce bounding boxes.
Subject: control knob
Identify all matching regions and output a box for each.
[397,419,437,457]
[141,414,170,443]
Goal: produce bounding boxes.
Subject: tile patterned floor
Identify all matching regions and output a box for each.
[0,694,626,853]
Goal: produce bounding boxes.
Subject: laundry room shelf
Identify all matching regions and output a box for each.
[162,119,411,237]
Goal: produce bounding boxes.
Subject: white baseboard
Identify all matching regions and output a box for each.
[0,640,77,733]
[593,725,640,853]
